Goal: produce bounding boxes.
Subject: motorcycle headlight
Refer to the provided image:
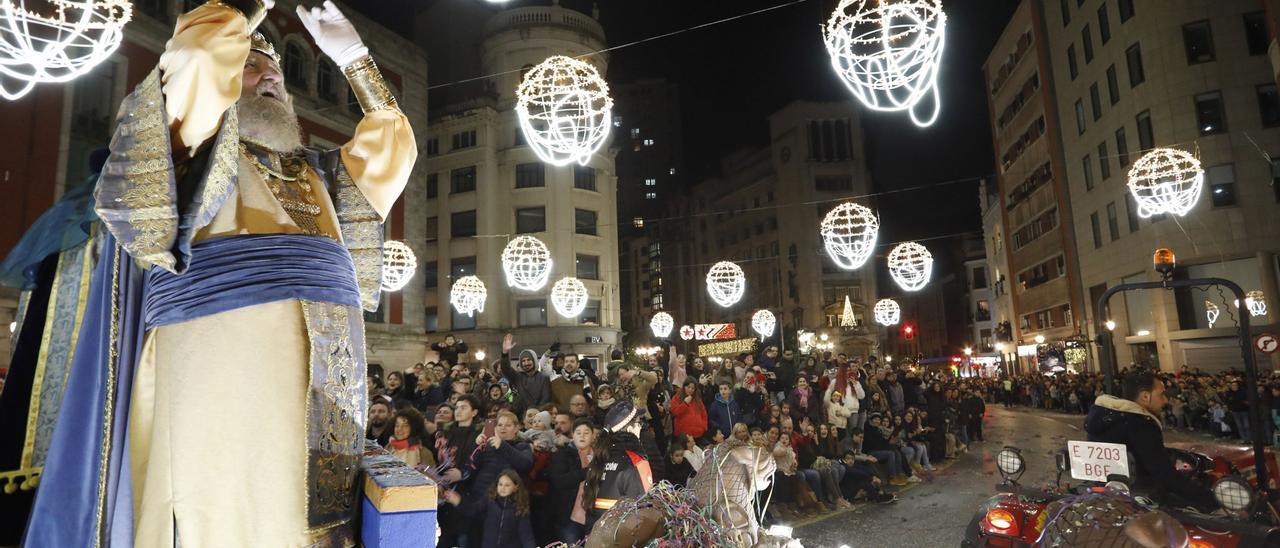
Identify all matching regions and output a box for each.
[1212,476,1254,514]
[996,447,1025,479]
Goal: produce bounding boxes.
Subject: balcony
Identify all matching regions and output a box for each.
[483,6,606,44]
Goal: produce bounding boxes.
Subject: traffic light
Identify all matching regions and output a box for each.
[903,324,915,340]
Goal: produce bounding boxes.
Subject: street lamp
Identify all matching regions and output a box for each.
[963,347,973,356]
[994,342,1005,352]
[473,350,486,363]
[1034,334,1046,344]
[1104,320,1116,331]
[820,333,830,342]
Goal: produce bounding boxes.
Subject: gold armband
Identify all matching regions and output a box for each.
[207,0,267,30]
[342,56,399,113]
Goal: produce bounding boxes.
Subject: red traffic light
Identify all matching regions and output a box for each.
[903,325,915,340]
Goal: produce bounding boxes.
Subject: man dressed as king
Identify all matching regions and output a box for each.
[23,0,415,546]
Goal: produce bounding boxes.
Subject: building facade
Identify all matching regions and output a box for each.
[629,101,878,358]
[982,0,1089,374]
[0,0,431,371]
[1046,0,1280,372]
[421,4,623,370]
[980,178,1018,373]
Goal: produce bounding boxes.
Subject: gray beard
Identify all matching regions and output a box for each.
[237,93,302,153]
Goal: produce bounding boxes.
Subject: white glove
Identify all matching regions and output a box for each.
[296,1,369,68]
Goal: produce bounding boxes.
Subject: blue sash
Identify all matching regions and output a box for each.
[144,234,361,329]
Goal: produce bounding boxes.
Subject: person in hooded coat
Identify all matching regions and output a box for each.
[499,333,551,414]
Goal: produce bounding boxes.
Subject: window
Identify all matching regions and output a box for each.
[1074,99,1086,134]
[1272,159,1280,203]
[643,139,654,146]
[1258,84,1280,127]
[575,209,598,236]
[1125,192,1140,232]
[1107,202,1120,241]
[1098,142,1111,179]
[1060,0,1070,25]
[451,210,477,238]
[450,166,476,193]
[423,261,438,288]
[1082,25,1094,63]
[1089,83,1102,120]
[1118,0,1133,22]
[450,256,476,278]
[1011,208,1059,250]
[1126,43,1144,87]
[574,165,597,191]
[1082,154,1095,190]
[65,59,118,188]
[815,175,854,192]
[1245,12,1269,56]
[514,128,526,146]
[518,300,547,327]
[1208,164,1237,207]
[630,128,640,138]
[426,217,438,242]
[451,129,476,150]
[1067,45,1079,80]
[451,307,476,330]
[426,138,440,157]
[644,178,656,186]
[1182,21,1215,64]
[973,266,988,289]
[316,60,337,102]
[426,173,438,198]
[1091,212,1103,248]
[1136,110,1154,151]
[1194,91,1227,135]
[425,307,438,333]
[807,119,854,161]
[1106,65,1120,105]
[515,162,544,188]
[576,254,599,280]
[580,300,601,325]
[284,42,307,88]
[1098,4,1111,43]
[645,192,657,199]
[1115,127,1130,166]
[516,207,546,233]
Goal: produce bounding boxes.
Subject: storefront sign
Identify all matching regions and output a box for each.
[695,323,737,340]
[1016,344,1038,357]
[584,336,603,344]
[698,337,757,356]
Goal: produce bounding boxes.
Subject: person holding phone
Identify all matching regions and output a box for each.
[443,410,533,545]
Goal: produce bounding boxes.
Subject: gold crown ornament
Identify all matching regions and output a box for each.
[250,31,281,64]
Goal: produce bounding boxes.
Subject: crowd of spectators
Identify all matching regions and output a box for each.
[986,365,1280,445]
[365,334,993,547]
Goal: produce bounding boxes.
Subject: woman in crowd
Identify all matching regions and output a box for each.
[548,418,595,544]
[389,408,436,468]
[670,380,709,441]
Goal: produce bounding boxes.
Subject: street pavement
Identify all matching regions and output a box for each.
[788,405,1209,548]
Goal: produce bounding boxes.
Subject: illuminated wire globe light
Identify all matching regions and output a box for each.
[0,0,132,100]
[874,298,900,326]
[515,55,614,166]
[449,275,487,317]
[823,0,946,127]
[550,276,588,318]
[820,202,879,270]
[888,242,933,292]
[1127,148,1204,218]
[706,261,746,307]
[752,309,776,337]
[1205,301,1220,328]
[650,311,674,338]
[501,235,553,291]
[1247,290,1267,317]
[380,240,418,292]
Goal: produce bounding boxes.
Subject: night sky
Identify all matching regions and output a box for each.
[359,0,1021,255]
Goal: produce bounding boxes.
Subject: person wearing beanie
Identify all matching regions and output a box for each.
[581,402,652,529]
[594,384,617,426]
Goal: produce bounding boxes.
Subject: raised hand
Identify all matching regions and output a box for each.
[295,1,368,67]
[502,333,515,354]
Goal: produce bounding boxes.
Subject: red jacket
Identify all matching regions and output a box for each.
[670,390,708,439]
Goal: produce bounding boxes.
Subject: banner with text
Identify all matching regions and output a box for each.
[698,337,758,356]
[695,323,737,340]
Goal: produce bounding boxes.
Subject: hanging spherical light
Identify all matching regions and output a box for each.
[752,309,776,337]
[706,261,746,307]
[823,0,947,127]
[380,240,418,292]
[1127,148,1204,218]
[821,202,879,270]
[449,275,487,317]
[874,298,901,326]
[515,55,614,166]
[1205,300,1220,328]
[501,235,553,291]
[0,0,132,100]
[550,276,589,318]
[650,311,674,338]
[888,242,933,292]
[1246,290,1267,317]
